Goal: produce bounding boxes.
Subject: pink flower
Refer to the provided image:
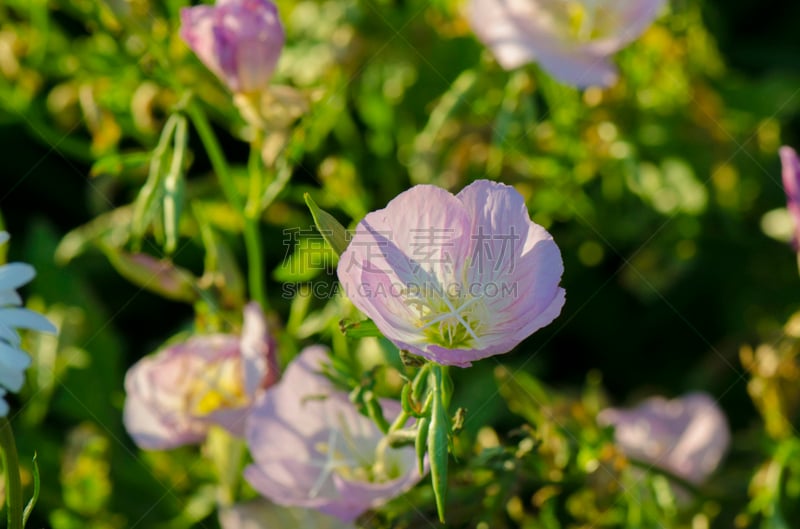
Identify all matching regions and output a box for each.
[123,303,278,450]
[597,392,730,484]
[244,347,424,522]
[337,180,565,367]
[467,0,664,87]
[180,0,285,94]
[219,499,356,529]
[780,146,800,249]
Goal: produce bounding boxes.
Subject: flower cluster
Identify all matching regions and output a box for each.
[124,322,424,521]
[116,0,749,524]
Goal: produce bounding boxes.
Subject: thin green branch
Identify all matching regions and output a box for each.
[0,418,24,529]
[185,100,268,310]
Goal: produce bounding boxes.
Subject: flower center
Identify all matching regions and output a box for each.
[404,283,488,350]
[187,359,248,416]
[547,0,613,42]
[307,412,401,498]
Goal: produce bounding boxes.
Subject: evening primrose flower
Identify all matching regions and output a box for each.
[598,392,730,484]
[780,146,800,249]
[219,499,355,529]
[123,303,278,450]
[0,232,56,417]
[180,0,285,94]
[337,180,565,367]
[244,347,423,522]
[467,0,664,87]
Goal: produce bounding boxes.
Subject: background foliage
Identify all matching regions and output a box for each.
[2,0,800,527]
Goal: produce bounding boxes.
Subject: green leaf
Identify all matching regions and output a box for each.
[364,391,390,434]
[55,205,133,264]
[22,452,39,527]
[273,242,332,283]
[131,113,181,243]
[89,151,150,178]
[339,319,382,338]
[412,363,432,406]
[415,417,429,476]
[304,193,350,256]
[428,364,450,523]
[401,383,414,415]
[163,115,188,254]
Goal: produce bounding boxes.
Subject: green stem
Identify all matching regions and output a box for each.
[186,101,268,310]
[388,409,411,433]
[0,418,24,529]
[246,128,265,218]
[242,219,267,310]
[428,363,451,522]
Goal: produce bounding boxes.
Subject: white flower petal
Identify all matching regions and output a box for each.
[0,307,57,333]
[0,324,20,347]
[0,263,35,292]
[0,342,31,370]
[0,343,30,392]
[0,291,22,307]
[0,390,9,418]
[0,232,9,246]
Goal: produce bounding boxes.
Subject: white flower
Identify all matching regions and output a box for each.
[0,232,56,417]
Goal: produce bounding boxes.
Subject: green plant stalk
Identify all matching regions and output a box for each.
[0,418,24,529]
[242,217,267,311]
[246,128,265,219]
[428,364,451,523]
[186,101,267,310]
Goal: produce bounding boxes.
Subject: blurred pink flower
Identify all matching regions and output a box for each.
[180,0,285,94]
[337,180,565,367]
[467,0,664,87]
[244,347,423,522]
[780,146,800,249]
[598,392,730,484]
[219,499,355,529]
[124,303,278,450]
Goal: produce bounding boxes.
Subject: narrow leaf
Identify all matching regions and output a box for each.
[428,365,450,523]
[90,151,150,178]
[364,392,390,434]
[415,417,429,476]
[55,205,133,264]
[22,452,39,527]
[163,115,188,254]
[304,193,350,256]
[132,114,180,242]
